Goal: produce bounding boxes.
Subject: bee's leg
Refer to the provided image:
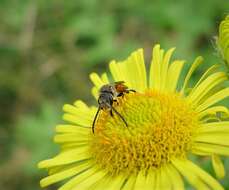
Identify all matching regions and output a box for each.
[109,99,114,116]
[92,107,101,134]
[117,92,124,98]
[112,106,128,127]
[110,109,114,117]
[106,103,128,127]
[113,98,120,106]
[127,89,136,93]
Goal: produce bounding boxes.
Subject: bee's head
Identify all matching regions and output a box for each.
[99,84,116,94]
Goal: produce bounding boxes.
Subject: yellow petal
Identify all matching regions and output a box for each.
[60,143,87,152]
[166,60,185,92]
[40,162,91,187]
[58,167,99,190]
[191,64,219,90]
[62,103,96,127]
[134,171,147,190]
[63,104,95,120]
[73,100,90,110]
[121,59,137,91]
[122,174,136,190]
[212,154,225,179]
[183,159,224,190]
[55,125,90,134]
[72,169,107,190]
[154,169,161,190]
[118,49,147,92]
[218,15,229,67]
[109,60,125,82]
[191,147,211,156]
[63,113,92,127]
[130,48,147,91]
[200,115,221,123]
[90,72,107,89]
[194,132,229,146]
[198,106,229,119]
[137,49,147,90]
[91,86,99,99]
[172,158,223,190]
[197,122,229,133]
[196,88,229,112]
[192,142,229,156]
[48,162,79,175]
[89,175,110,190]
[101,72,109,84]
[160,47,175,91]
[89,72,110,99]
[160,166,172,190]
[171,159,207,190]
[106,174,126,190]
[188,72,227,105]
[165,164,184,190]
[145,170,156,190]
[47,161,90,176]
[149,44,162,90]
[38,147,90,168]
[181,56,203,94]
[54,134,89,143]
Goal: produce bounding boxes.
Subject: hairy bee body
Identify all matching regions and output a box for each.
[98,85,117,109]
[92,81,135,133]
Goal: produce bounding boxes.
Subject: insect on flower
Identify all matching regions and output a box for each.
[38,45,229,190]
[92,81,135,133]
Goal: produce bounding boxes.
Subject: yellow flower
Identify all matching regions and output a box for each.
[217,15,229,68]
[38,44,229,190]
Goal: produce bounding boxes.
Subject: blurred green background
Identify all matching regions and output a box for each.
[0,0,228,189]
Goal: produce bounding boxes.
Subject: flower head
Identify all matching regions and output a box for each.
[217,15,229,68]
[38,44,229,190]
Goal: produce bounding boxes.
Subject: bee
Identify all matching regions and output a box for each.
[92,81,136,133]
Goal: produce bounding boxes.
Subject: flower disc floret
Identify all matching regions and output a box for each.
[90,91,199,175]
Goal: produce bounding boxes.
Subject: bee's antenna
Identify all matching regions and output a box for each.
[110,105,128,127]
[129,89,136,93]
[92,107,101,134]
